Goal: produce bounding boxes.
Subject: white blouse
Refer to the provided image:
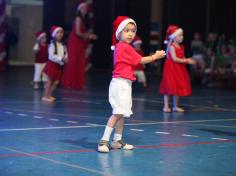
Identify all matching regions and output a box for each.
[48,42,67,66]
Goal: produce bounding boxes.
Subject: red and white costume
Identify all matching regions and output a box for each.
[33,31,48,82]
[110,16,142,117]
[159,25,192,96]
[43,26,67,81]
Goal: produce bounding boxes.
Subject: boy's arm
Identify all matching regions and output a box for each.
[140,50,166,64]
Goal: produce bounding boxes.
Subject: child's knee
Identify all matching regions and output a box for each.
[54,80,60,85]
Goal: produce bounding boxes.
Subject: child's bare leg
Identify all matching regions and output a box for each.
[43,78,52,98]
[173,95,184,112]
[42,78,53,102]
[50,80,59,96]
[163,95,171,112]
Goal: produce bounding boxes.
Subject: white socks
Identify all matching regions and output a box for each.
[101,126,123,142]
[101,126,114,141]
[113,133,122,142]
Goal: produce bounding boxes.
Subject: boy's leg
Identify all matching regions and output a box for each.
[98,114,122,153]
[111,117,134,150]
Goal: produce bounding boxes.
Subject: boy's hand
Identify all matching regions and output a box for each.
[153,50,166,60]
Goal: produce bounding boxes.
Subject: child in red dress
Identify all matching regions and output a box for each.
[132,35,147,87]
[42,26,67,102]
[98,16,166,153]
[159,25,196,112]
[33,31,48,89]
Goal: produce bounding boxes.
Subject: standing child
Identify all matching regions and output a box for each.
[33,31,48,89]
[98,16,166,153]
[160,25,196,113]
[42,26,67,102]
[132,35,147,87]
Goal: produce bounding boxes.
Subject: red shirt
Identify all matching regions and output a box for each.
[35,44,48,63]
[113,42,142,81]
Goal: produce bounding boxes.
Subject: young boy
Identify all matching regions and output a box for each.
[97,16,166,153]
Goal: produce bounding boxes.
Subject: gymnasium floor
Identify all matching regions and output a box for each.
[0,67,236,176]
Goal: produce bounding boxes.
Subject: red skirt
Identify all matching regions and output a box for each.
[43,61,63,81]
[159,59,192,96]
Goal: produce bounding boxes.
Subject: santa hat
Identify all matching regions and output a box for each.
[77,0,88,11]
[164,25,183,44]
[132,35,142,46]
[50,25,63,38]
[111,16,136,50]
[35,31,46,41]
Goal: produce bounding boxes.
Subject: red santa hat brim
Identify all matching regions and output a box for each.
[168,28,183,40]
[36,32,46,41]
[115,18,136,40]
[51,27,63,38]
[77,2,87,11]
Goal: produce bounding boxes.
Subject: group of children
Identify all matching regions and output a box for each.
[32,8,196,152]
[33,26,68,102]
[32,1,96,102]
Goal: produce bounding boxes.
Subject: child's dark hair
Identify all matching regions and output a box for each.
[52,39,66,56]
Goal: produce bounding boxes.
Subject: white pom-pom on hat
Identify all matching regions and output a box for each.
[111,45,115,50]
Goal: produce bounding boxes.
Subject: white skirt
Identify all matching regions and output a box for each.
[109,78,132,117]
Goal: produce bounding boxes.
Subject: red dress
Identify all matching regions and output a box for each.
[159,44,192,96]
[61,18,88,89]
[44,42,66,81]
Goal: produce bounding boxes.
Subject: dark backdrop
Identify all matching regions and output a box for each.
[43,0,236,69]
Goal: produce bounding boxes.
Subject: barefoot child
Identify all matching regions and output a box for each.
[160,25,196,112]
[42,26,67,102]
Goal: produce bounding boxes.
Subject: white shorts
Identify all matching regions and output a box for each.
[109,78,132,118]
[34,63,48,82]
[134,70,146,83]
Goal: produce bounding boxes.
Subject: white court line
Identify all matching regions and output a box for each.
[130,129,144,132]
[5,111,13,114]
[66,121,78,124]
[0,118,236,132]
[181,134,199,138]
[33,116,44,119]
[211,138,228,141]
[0,146,110,176]
[17,114,28,117]
[155,131,170,135]
[49,119,59,122]
[86,123,100,126]
[133,97,231,111]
